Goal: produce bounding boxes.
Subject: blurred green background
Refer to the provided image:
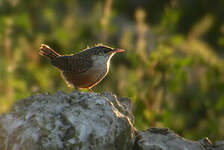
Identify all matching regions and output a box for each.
[1,0,224,141]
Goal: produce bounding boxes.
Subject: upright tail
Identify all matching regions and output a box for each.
[39,44,61,60]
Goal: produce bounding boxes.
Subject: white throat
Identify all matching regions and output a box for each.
[92,53,115,72]
[106,53,115,71]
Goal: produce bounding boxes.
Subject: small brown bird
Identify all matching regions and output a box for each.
[39,44,125,91]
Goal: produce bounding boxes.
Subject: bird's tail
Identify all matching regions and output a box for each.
[39,44,61,60]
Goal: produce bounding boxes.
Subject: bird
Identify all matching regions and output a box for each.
[39,44,125,91]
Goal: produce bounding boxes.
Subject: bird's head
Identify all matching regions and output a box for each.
[82,44,125,66]
[92,45,125,59]
[84,45,125,68]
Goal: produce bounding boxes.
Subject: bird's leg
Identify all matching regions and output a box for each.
[73,83,80,94]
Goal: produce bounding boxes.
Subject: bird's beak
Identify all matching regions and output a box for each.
[114,49,125,53]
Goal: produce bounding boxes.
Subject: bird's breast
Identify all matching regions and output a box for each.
[63,55,110,89]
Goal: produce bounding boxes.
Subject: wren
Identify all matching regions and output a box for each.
[39,44,125,91]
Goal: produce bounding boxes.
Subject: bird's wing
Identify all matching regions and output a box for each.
[51,54,93,74]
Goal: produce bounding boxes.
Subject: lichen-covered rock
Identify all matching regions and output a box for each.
[215,141,224,150]
[134,128,211,150]
[0,91,135,150]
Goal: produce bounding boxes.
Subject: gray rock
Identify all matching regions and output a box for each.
[215,141,224,150]
[134,128,215,150]
[0,91,135,150]
[1,91,223,150]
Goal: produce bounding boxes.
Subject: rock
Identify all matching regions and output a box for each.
[0,91,135,150]
[133,128,215,150]
[1,91,223,150]
[215,141,224,150]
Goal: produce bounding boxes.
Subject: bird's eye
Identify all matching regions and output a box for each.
[104,48,113,53]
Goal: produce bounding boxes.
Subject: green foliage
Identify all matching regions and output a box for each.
[0,0,224,141]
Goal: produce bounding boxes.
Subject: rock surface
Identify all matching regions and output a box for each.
[0,91,135,150]
[0,91,223,150]
[215,141,224,150]
[133,128,224,150]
